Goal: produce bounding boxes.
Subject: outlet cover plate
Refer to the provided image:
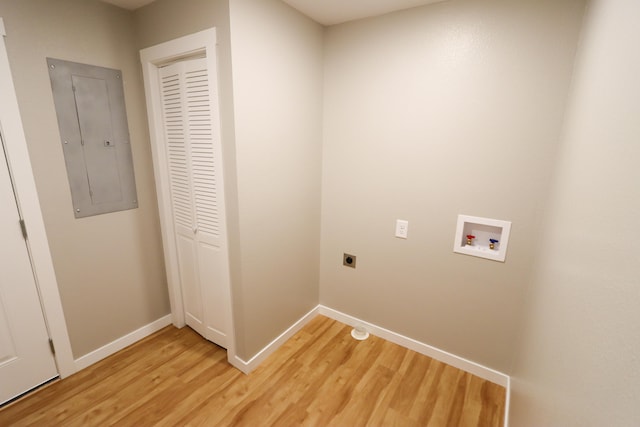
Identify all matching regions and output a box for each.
[395,219,409,239]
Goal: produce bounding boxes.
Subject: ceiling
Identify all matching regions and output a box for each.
[100,0,447,25]
[281,0,447,26]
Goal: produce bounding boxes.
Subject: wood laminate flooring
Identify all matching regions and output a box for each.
[0,315,505,426]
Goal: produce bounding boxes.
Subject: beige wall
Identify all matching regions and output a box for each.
[229,0,323,358]
[509,0,640,424]
[320,0,586,372]
[0,0,169,358]
[135,0,229,48]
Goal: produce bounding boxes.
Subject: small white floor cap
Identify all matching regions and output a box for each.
[351,326,369,340]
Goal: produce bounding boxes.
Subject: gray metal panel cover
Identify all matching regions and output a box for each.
[47,58,138,218]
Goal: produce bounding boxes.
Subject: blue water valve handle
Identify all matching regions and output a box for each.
[489,239,499,244]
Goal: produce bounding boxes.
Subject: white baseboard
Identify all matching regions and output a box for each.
[231,304,508,388]
[503,376,511,427]
[318,305,509,388]
[233,306,319,374]
[74,315,172,371]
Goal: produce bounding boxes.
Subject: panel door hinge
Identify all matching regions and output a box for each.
[19,219,27,240]
[49,338,56,355]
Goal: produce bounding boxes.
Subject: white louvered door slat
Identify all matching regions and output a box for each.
[184,64,220,239]
[158,57,228,347]
[160,71,193,231]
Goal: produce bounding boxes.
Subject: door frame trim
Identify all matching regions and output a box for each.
[140,28,238,368]
[0,18,75,378]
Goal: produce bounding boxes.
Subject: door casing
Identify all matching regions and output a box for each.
[0,17,75,379]
[140,28,238,369]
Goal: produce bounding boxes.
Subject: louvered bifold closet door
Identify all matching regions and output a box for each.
[158,57,228,347]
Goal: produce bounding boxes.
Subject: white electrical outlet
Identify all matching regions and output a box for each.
[395,220,409,239]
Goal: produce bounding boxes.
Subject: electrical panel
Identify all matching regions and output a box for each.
[47,58,137,218]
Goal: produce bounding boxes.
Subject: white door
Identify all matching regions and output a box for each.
[0,130,58,405]
[157,57,230,347]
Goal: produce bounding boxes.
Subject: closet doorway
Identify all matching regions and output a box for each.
[140,29,234,353]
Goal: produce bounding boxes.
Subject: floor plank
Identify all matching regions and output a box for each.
[0,315,505,426]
